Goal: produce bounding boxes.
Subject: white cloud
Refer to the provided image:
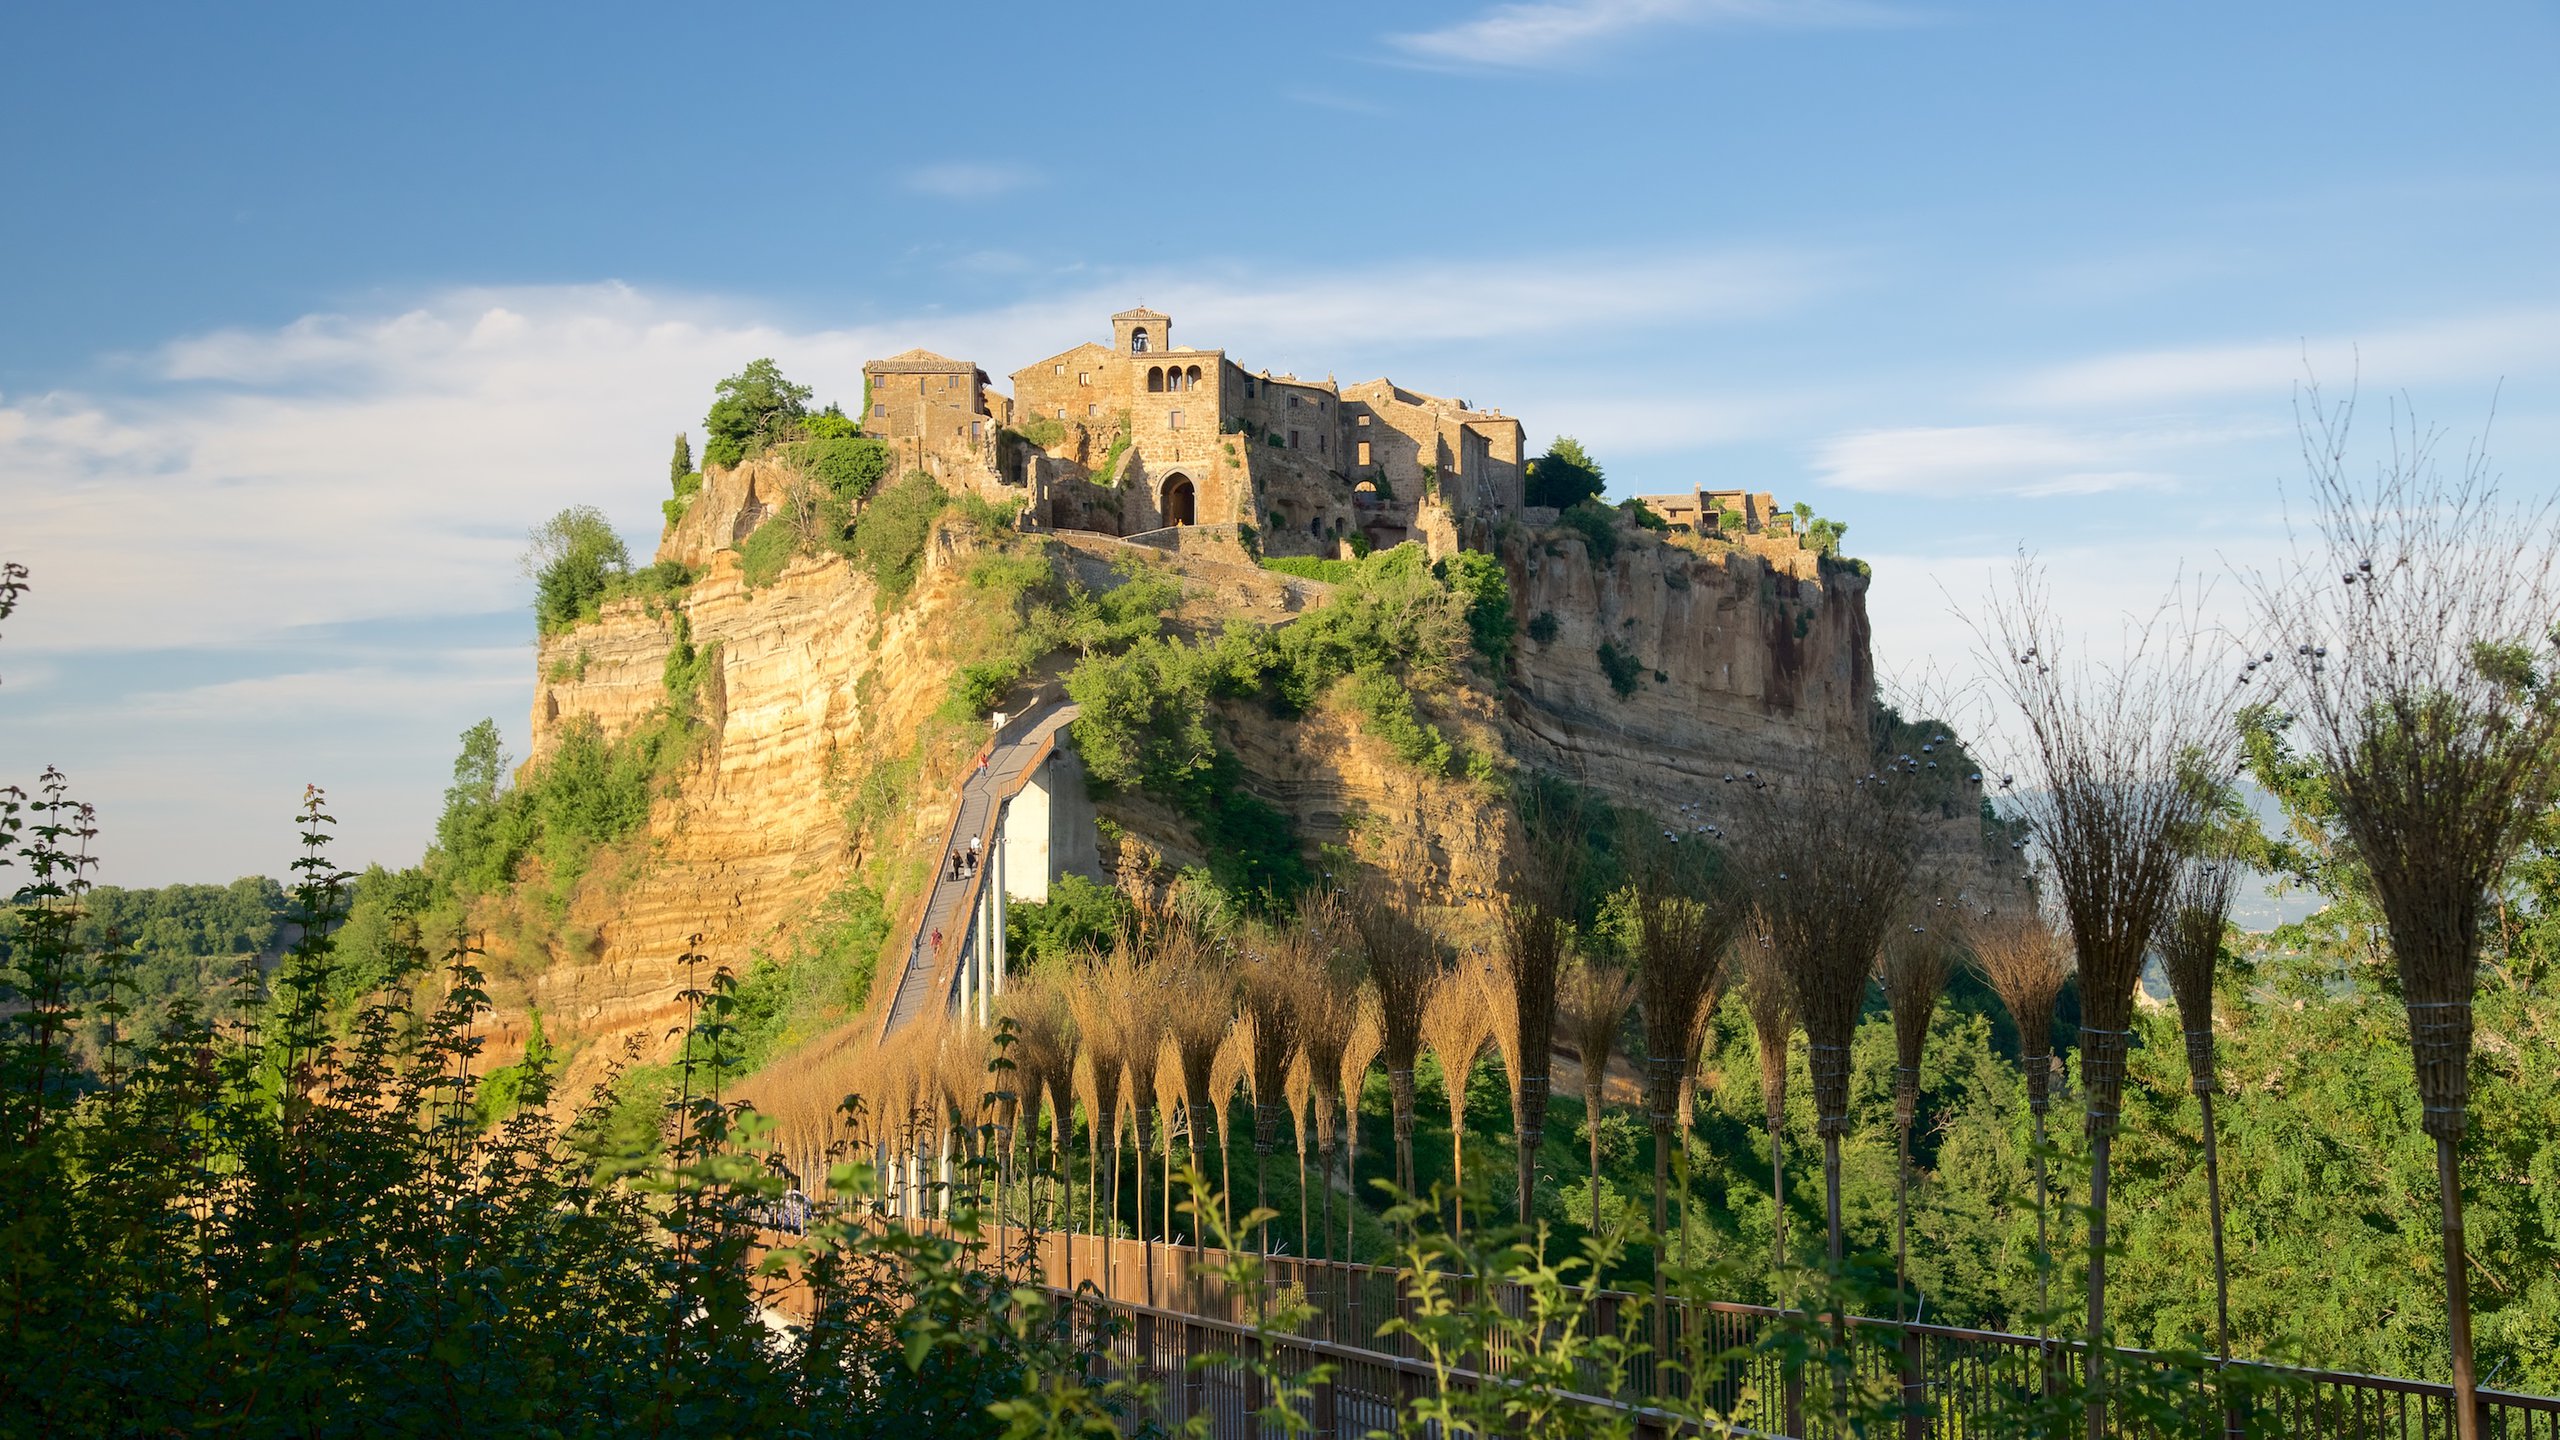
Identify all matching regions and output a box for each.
[2007,306,2560,410]
[901,162,1038,200]
[1386,0,1907,69]
[1810,423,2184,498]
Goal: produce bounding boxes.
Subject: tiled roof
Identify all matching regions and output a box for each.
[866,348,974,373]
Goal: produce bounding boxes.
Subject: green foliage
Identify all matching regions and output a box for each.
[1558,498,1621,564]
[702,356,812,468]
[1262,555,1356,584]
[1003,874,1132,967]
[847,471,949,606]
[1526,436,1607,510]
[802,403,858,440]
[524,505,632,636]
[1597,638,1643,698]
[739,510,798,589]
[1803,514,1849,557]
[1092,414,1133,486]
[0,794,1118,1435]
[1348,666,1454,774]
[1264,543,1470,712]
[599,557,695,611]
[786,434,896,503]
[1012,414,1067,448]
[669,432,693,486]
[1436,549,1513,669]
[1528,610,1562,645]
[433,626,714,902]
[473,1007,555,1127]
[1065,635,1225,792]
[1620,497,1669,531]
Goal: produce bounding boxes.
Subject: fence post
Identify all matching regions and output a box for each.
[1243,1334,1268,1440]
[1313,1351,1339,1440]
[1901,1323,1927,1440]
[1182,1315,1206,1428]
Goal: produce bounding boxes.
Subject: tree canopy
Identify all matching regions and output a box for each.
[703,358,813,468]
[523,506,631,635]
[1526,437,1607,510]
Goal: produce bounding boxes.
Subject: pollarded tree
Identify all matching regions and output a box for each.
[1975,560,2238,1440]
[1732,771,1925,1275]
[1881,893,1959,1328]
[1496,779,1588,1232]
[2246,388,2560,1437]
[1628,836,1744,1286]
[1737,926,1798,1274]
[1965,896,2074,1333]
[2158,852,2241,1367]
[1421,962,1497,1240]
[1289,893,1361,1261]
[1558,955,1636,1240]
[1161,915,1235,1266]
[1239,932,1304,1247]
[1353,877,1442,1207]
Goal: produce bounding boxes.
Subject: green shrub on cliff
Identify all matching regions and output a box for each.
[1348,666,1452,774]
[786,435,895,503]
[1596,638,1642,698]
[1525,436,1605,509]
[846,470,949,605]
[1436,548,1514,669]
[1558,498,1620,564]
[703,357,812,468]
[526,506,631,636]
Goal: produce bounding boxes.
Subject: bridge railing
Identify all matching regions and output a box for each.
[950,1226,2560,1439]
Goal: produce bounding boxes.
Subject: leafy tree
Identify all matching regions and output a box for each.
[788,435,896,504]
[1558,498,1621,564]
[1527,437,1606,509]
[1620,497,1669,532]
[802,403,858,441]
[669,432,693,487]
[1004,874,1132,967]
[702,357,813,468]
[524,506,631,635]
[846,471,949,605]
[1436,549,1514,669]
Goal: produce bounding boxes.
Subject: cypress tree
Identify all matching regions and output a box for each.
[670,433,693,487]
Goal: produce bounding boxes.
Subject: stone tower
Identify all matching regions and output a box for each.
[1111,306,1170,358]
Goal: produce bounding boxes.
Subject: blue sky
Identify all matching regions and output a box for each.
[3,0,2555,885]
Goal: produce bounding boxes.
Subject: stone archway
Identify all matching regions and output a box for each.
[1160,473,1196,527]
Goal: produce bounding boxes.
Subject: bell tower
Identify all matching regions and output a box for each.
[1111,306,1170,356]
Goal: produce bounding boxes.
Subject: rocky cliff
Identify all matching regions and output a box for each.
[496,459,1875,1089]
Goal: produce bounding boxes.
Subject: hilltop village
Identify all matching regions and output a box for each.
[702,305,1810,567]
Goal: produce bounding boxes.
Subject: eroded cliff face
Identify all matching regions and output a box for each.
[510,517,993,1089]
[500,475,1874,1085]
[1505,525,1872,816]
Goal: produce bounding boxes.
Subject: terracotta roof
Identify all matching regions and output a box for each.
[866,348,974,374]
[1111,306,1170,322]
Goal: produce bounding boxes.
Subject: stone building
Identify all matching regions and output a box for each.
[861,349,1004,489]
[989,306,1526,558]
[1636,487,1790,537]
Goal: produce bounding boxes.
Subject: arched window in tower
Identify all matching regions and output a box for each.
[1131,327,1151,354]
[1185,365,1202,391]
[1159,473,1196,527]
[1147,366,1165,393]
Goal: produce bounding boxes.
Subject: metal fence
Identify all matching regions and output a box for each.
[999,1229,2560,1439]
